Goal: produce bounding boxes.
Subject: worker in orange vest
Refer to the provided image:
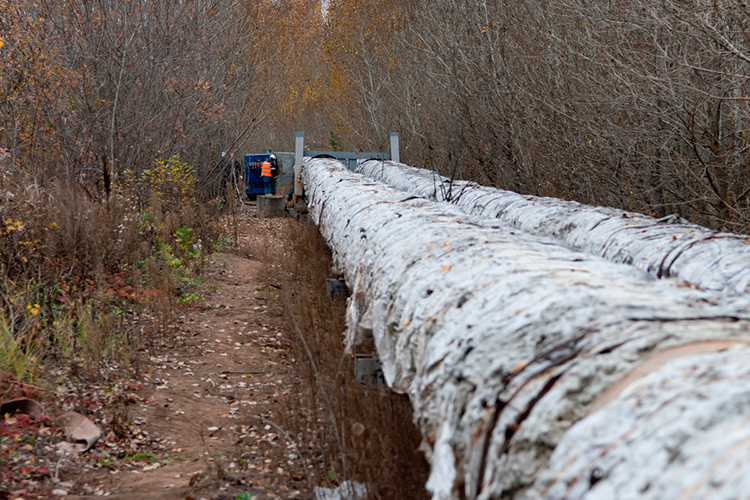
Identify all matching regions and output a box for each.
[261,157,273,195]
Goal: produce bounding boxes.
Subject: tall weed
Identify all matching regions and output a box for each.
[0,152,219,393]
[0,316,41,387]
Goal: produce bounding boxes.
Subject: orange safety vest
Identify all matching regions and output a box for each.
[260,160,273,178]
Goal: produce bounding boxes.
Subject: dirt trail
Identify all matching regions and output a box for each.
[68,207,311,500]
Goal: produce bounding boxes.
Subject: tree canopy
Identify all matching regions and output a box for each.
[5,0,750,230]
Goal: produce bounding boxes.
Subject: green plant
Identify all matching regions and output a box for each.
[235,492,256,500]
[329,131,341,152]
[124,452,158,463]
[155,226,203,273]
[141,154,197,211]
[175,226,196,257]
[0,304,42,386]
[99,454,115,468]
[155,239,180,270]
[0,327,40,386]
[138,212,151,232]
[143,226,208,308]
[212,236,234,253]
[177,292,200,307]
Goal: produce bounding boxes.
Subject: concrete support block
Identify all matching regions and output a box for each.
[257,196,286,219]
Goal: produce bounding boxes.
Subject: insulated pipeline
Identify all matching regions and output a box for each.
[357,159,750,296]
[303,157,750,500]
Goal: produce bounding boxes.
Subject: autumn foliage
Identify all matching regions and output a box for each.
[0,0,272,390]
[252,0,750,233]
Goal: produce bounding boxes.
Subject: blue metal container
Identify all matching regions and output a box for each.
[244,153,276,199]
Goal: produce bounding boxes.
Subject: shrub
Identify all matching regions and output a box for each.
[0,150,218,393]
[141,154,197,213]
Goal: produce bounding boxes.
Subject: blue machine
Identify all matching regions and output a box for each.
[244,153,276,200]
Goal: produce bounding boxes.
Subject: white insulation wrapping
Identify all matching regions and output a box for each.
[302,158,750,500]
[356,159,750,296]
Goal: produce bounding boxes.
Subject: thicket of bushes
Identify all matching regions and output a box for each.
[255,1,750,233]
[0,150,219,396]
[0,0,269,392]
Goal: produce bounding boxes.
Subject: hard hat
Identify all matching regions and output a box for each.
[270,154,277,160]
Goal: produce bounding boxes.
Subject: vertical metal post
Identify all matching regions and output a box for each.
[295,131,304,197]
[390,132,400,164]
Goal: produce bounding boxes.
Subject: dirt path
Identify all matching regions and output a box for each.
[1,201,430,500]
[67,207,311,500]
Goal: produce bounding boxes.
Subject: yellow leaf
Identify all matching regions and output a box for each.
[441,264,451,273]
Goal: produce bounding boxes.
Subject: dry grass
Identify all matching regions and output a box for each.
[276,221,429,499]
[0,166,220,397]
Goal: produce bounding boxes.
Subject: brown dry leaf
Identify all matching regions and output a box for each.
[441,264,451,273]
